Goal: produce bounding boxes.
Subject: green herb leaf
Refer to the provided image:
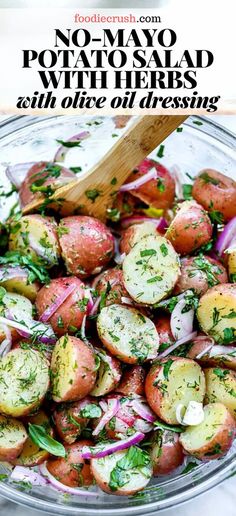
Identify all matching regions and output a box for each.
[109,446,151,491]
[0,251,50,284]
[183,184,193,200]
[79,404,102,419]
[160,243,168,257]
[153,421,183,433]
[70,166,82,174]
[181,461,198,474]
[85,189,101,203]
[192,120,203,126]
[56,139,82,148]
[200,172,219,185]
[156,145,165,158]
[163,359,174,380]
[140,249,157,257]
[213,368,229,379]
[28,423,66,457]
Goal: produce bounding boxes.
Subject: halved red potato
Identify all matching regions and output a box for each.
[166,200,212,255]
[9,215,60,268]
[91,447,152,495]
[92,268,129,306]
[150,430,184,475]
[47,440,94,487]
[91,350,122,397]
[145,357,206,424]
[174,256,227,295]
[197,284,236,344]
[205,367,236,419]
[125,159,175,210]
[53,398,98,444]
[58,216,114,278]
[122,235,180,305]
[97,305,159,364]
[35,276,88,336]
[0,349,49,417]
[180,402,235,460]
[14,410,53,466]
[0,291,33,344]
[192,169,236,222]
[120,221,159,255]
[0,415,27,462]
[116,366,145,396]
[19,161,75,208]
[51,335,97,402]
[0,265,40,302]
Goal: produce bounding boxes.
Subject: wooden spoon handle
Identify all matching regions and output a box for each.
[23,115,188,219]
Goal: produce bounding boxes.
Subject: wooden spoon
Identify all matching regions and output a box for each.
[23,115,188,220]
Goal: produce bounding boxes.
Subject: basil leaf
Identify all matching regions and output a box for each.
[28,423,66,457]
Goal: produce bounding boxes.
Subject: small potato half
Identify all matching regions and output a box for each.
[123,235,180,305]
[9,215,60,268]
[91,447,153,496]
[180,403,235,460]
[47,440,94,487]
[97,305,159,364]
[120,221,159,255]
[205,367,236,419]
[197,284,236,344]
[150,430,184,476]
[0,415,27,462]
[90,351,122,397]
[0,349,49,417]
[145,357,206,424]
[51,335,97,402]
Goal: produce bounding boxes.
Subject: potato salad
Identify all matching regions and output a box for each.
[0,136,236,498]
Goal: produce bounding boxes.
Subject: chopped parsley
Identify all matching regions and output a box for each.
[156,145,165,158]
[200,172,219,185]
[183,184,193,200]
[56,139,82,148]
[85,189,101,203]
[108,446,151,491]
[140,249,157,258]
[160,243,168,257]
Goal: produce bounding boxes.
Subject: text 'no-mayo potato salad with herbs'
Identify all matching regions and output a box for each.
[0,122,236,498]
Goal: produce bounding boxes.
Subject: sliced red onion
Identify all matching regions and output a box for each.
[195,344,214,359]
[89,296,101,317]
[170,298,194,341]
[39,463,97,496]
[209,345,236,357]
[215,217,236,257]
[54,131,91,162]
[0,315,56,344]
[0,266,29,283]
[92,398,120,436]
[39,284,77,323]
[11,466,48,487]
[115,417,130,436]
[121,296,134,306]
[121,216,168,232]
[0,338,12,357]
[131,399,156,423]
[134,419,153,433]
[99,400,108,412]
[157,331,198,359]
[114,252,126,265]
[170,165,185,199]
[81,431,145,459]
[85,288,94,314]
[6,162,36,189]
[120,168,157,192]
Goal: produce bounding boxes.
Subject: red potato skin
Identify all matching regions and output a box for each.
[35,276,88,336]
[116,366,145,396]
[53,399,91,444]
[192,169,236,222]
[19,161,75,208]
[151,432,184,476]
[46,440,94,487]
[52,337,97,402]
[58,216,114,278]
[154,314,174,347]
[0,416,27,462]
[180,404,236,461]
[92,268,129,306]
[126,159,175,210]
[166,201,213,255]
[119,223,161,255]
[174,256,228,295]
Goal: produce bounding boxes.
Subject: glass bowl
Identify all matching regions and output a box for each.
[0,114,236,515]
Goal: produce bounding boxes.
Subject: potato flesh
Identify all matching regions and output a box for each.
[90,359,120,397]
[228,251,236,277]
[9,216,60,267]
[97,305,159,363]
[0,278,39,302]
[205,368,236,419]
[123,235,180,305]
[158,360,205,423]
[0,292,33,320]
[0,415,27,457]
[51,336,78,401]
[91,450,152,494]
[197,286,236,343]
[0,349,49,417]
[180,403,229,451]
